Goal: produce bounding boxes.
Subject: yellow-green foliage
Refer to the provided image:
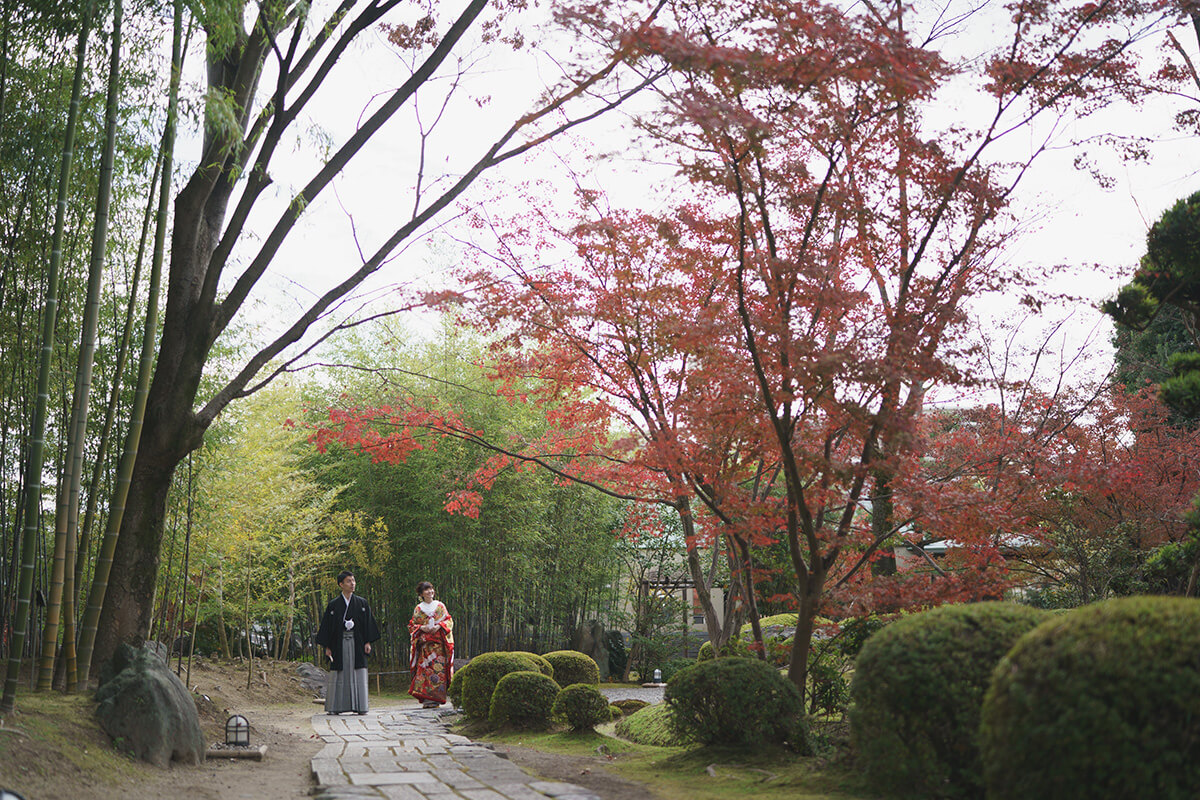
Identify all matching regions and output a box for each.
[488,670,559,729]
[543,650,600,687]
[981,597,1200,800]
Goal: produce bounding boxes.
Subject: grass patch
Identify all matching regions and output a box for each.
[615,744,874,800]
[481,722,873,800]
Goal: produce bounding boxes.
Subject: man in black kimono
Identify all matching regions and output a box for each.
[314,570,381,714]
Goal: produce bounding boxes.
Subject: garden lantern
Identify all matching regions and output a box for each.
[225,714,250,747]
[652,668,662,683]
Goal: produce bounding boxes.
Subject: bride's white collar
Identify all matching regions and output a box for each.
[418,600,439,616]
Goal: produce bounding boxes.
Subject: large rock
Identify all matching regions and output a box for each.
[95,642,206,767]
[295,662,328,697]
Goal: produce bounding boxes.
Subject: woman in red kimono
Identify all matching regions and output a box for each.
[408,581,454,708]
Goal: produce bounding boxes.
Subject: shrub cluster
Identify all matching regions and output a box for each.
[488,670,559,729]
[981,596,1200,800]
[543,650,599,688]
[551,683,612,730]
[849,601,1046,799]
[666,658,805,750]
[459,652,555,719]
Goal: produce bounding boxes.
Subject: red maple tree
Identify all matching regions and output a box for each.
[321,0,1190,692]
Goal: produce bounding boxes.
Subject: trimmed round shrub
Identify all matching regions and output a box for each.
[552,683,611,730]
[488,670,559,729]
[849,602,1046,799]
[543,650,599,687]
[448,661,468,707]
[666,658,804,749]
[461,652,551,719]
[523,651,555,679]
[981,596,1200,800]
[607,703,622,720]
[611,698,649,717]
[614,702,687,746]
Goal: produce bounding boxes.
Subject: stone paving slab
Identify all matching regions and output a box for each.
[310,707,601,800]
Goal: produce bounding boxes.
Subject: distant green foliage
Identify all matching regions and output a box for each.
[614,703,688,747]
[1112,304,1194,395]
[543,650,599,687]
[850,602,1046,799]
[488,671,559,729]
[667,658,805,750]
[981,597,1200,800]
[657,657,694,682]
[552,683,611,730]
[1143,537,1200,594]
[461,652,552,719]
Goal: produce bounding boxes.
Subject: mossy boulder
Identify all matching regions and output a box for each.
[94,643,206,767]
[610,698,649,717]
[488,670,559,729]
[849,602,1046,798]
[544,650,600,687]
[981,596,1200,800]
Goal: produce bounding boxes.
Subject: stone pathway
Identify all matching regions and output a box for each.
[309,707,601,800]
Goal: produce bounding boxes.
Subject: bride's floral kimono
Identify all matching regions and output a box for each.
[408,599,454,704]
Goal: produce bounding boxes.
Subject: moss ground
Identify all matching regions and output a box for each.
[0,691,154,795]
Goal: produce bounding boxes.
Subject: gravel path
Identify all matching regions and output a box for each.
[598,686,664,705]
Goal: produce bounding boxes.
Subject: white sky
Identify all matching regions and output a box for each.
[168,0,1200,390]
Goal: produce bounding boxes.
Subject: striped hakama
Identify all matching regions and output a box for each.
[325,630,369,714]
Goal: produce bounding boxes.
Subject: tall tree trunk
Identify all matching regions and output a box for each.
[0,0,95,713]
[37,0,123,692]
[75,0,181,689]
[74,118,163,633]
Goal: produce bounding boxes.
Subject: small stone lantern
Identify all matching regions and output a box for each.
[225,714,250,747]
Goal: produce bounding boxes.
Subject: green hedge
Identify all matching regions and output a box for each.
[667,658,805,750]
[849,602,1046,799]
[461,652,554,719]
[981,596,1200,800]
[552,683,611,730]
[543,650,599,687]
[488,670,559,729]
